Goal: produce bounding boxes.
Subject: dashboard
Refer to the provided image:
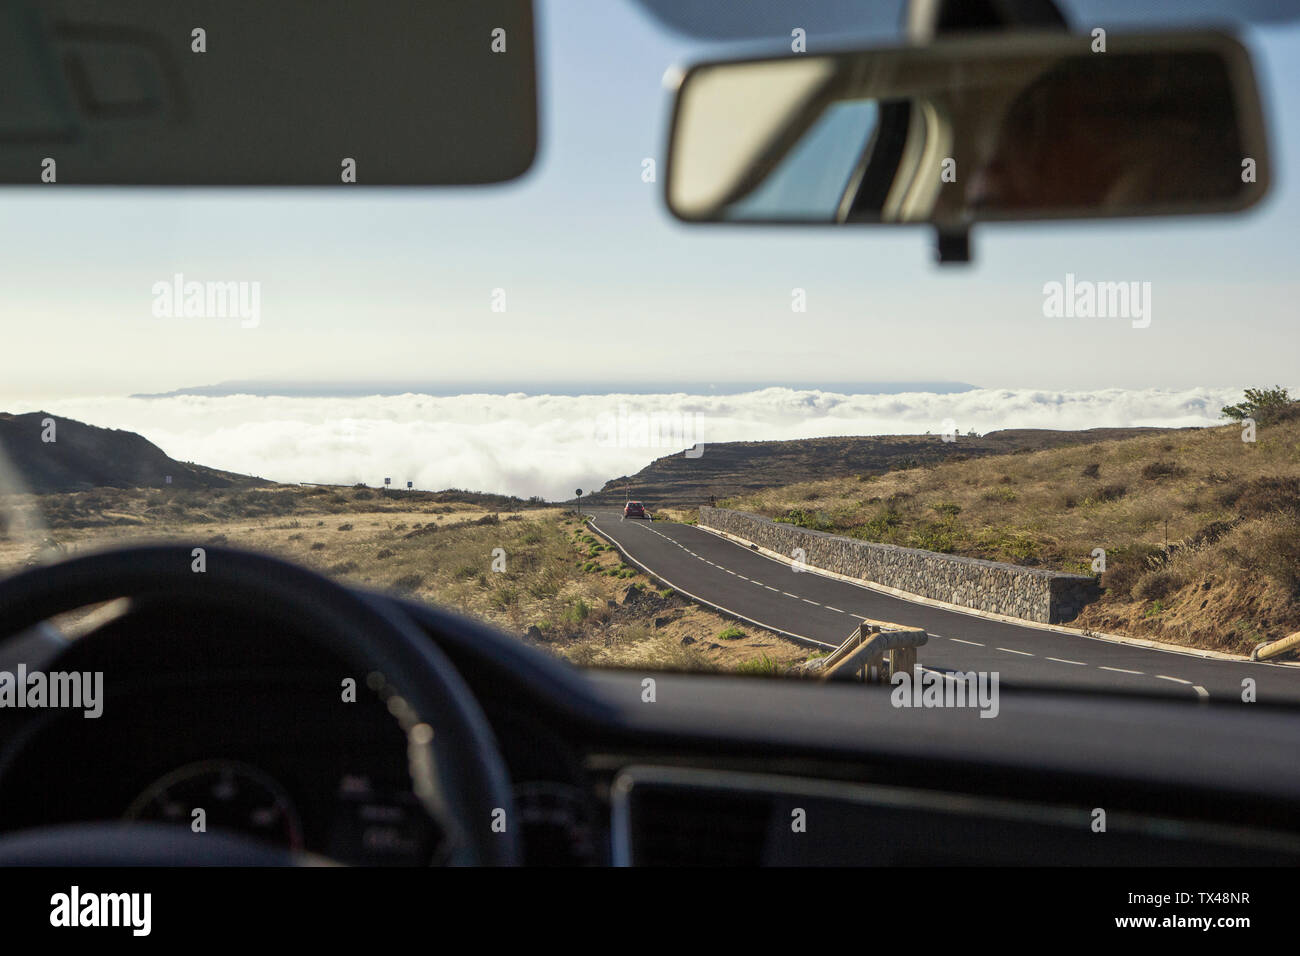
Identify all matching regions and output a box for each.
[2,590,1300,866]
[0,598,609,865]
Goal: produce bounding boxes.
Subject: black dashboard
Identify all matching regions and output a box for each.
[2,590,1300,866]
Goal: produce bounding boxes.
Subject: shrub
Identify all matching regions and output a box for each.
[996,534,1040,565]
[1185,521,1234,549]
[718,625,747,640]
[336,523,354,532]
[907,521,960,553]
[1081,463,1101,479]
[1244,514,1300,596]
[856,508,902,540]
[1141,461,1186,480]
[735,654,779,676]
[777,508,835,532]
[1133,568,1183,602]
[1224,476,1300,519]
[1099,544,1164,597]
[982,487,1017,503]
[1221,385,1294,424]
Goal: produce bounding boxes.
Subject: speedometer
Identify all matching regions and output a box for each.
[124,759,305,851]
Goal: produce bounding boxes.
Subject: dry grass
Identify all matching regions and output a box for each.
[650,506,698,525]
[725,411,1300,654]
[0,486,815,673]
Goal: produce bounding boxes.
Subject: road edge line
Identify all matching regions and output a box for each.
[584,517,839,652]
[693,522,1295,667]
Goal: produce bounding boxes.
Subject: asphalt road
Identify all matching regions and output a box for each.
[585,507,1300,704]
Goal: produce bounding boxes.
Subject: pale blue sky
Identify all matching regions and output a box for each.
[1,0,1297,401]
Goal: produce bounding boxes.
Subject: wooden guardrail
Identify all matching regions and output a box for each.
[808,619,928,682]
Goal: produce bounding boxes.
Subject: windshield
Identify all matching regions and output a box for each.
[1,0,1298,700]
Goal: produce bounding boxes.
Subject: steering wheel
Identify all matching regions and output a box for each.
[0,544,519,866]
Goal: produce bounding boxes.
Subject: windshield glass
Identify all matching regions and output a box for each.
[1,0,1298,697]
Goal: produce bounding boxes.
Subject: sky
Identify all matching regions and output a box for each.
[0,0,1298,401]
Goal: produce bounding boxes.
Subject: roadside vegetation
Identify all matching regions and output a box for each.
[0,485,815,673]
[6,483,542,531]
[723,388,1300,655]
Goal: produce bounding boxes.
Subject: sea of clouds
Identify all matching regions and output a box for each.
[8,386,1261,501]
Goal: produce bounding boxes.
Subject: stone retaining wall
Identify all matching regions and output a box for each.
[698,506,1098,624]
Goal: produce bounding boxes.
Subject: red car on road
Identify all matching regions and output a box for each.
[623,501,648,519]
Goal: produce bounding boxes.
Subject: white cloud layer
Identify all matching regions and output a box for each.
[9,386,1267,500]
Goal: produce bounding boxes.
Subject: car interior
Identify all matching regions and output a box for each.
[0,0,1297,887]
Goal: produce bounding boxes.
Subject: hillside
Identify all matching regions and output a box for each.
[0,493,808,674]
[585,427,1182,506]
[0,411,263,493]
[722,409,1300,653]
[0,412,551,515]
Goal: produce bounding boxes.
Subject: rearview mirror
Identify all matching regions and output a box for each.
[666,31,1269,230]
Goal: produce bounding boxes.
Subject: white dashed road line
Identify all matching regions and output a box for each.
[585,515,838,650]
[596,514,1220,698]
